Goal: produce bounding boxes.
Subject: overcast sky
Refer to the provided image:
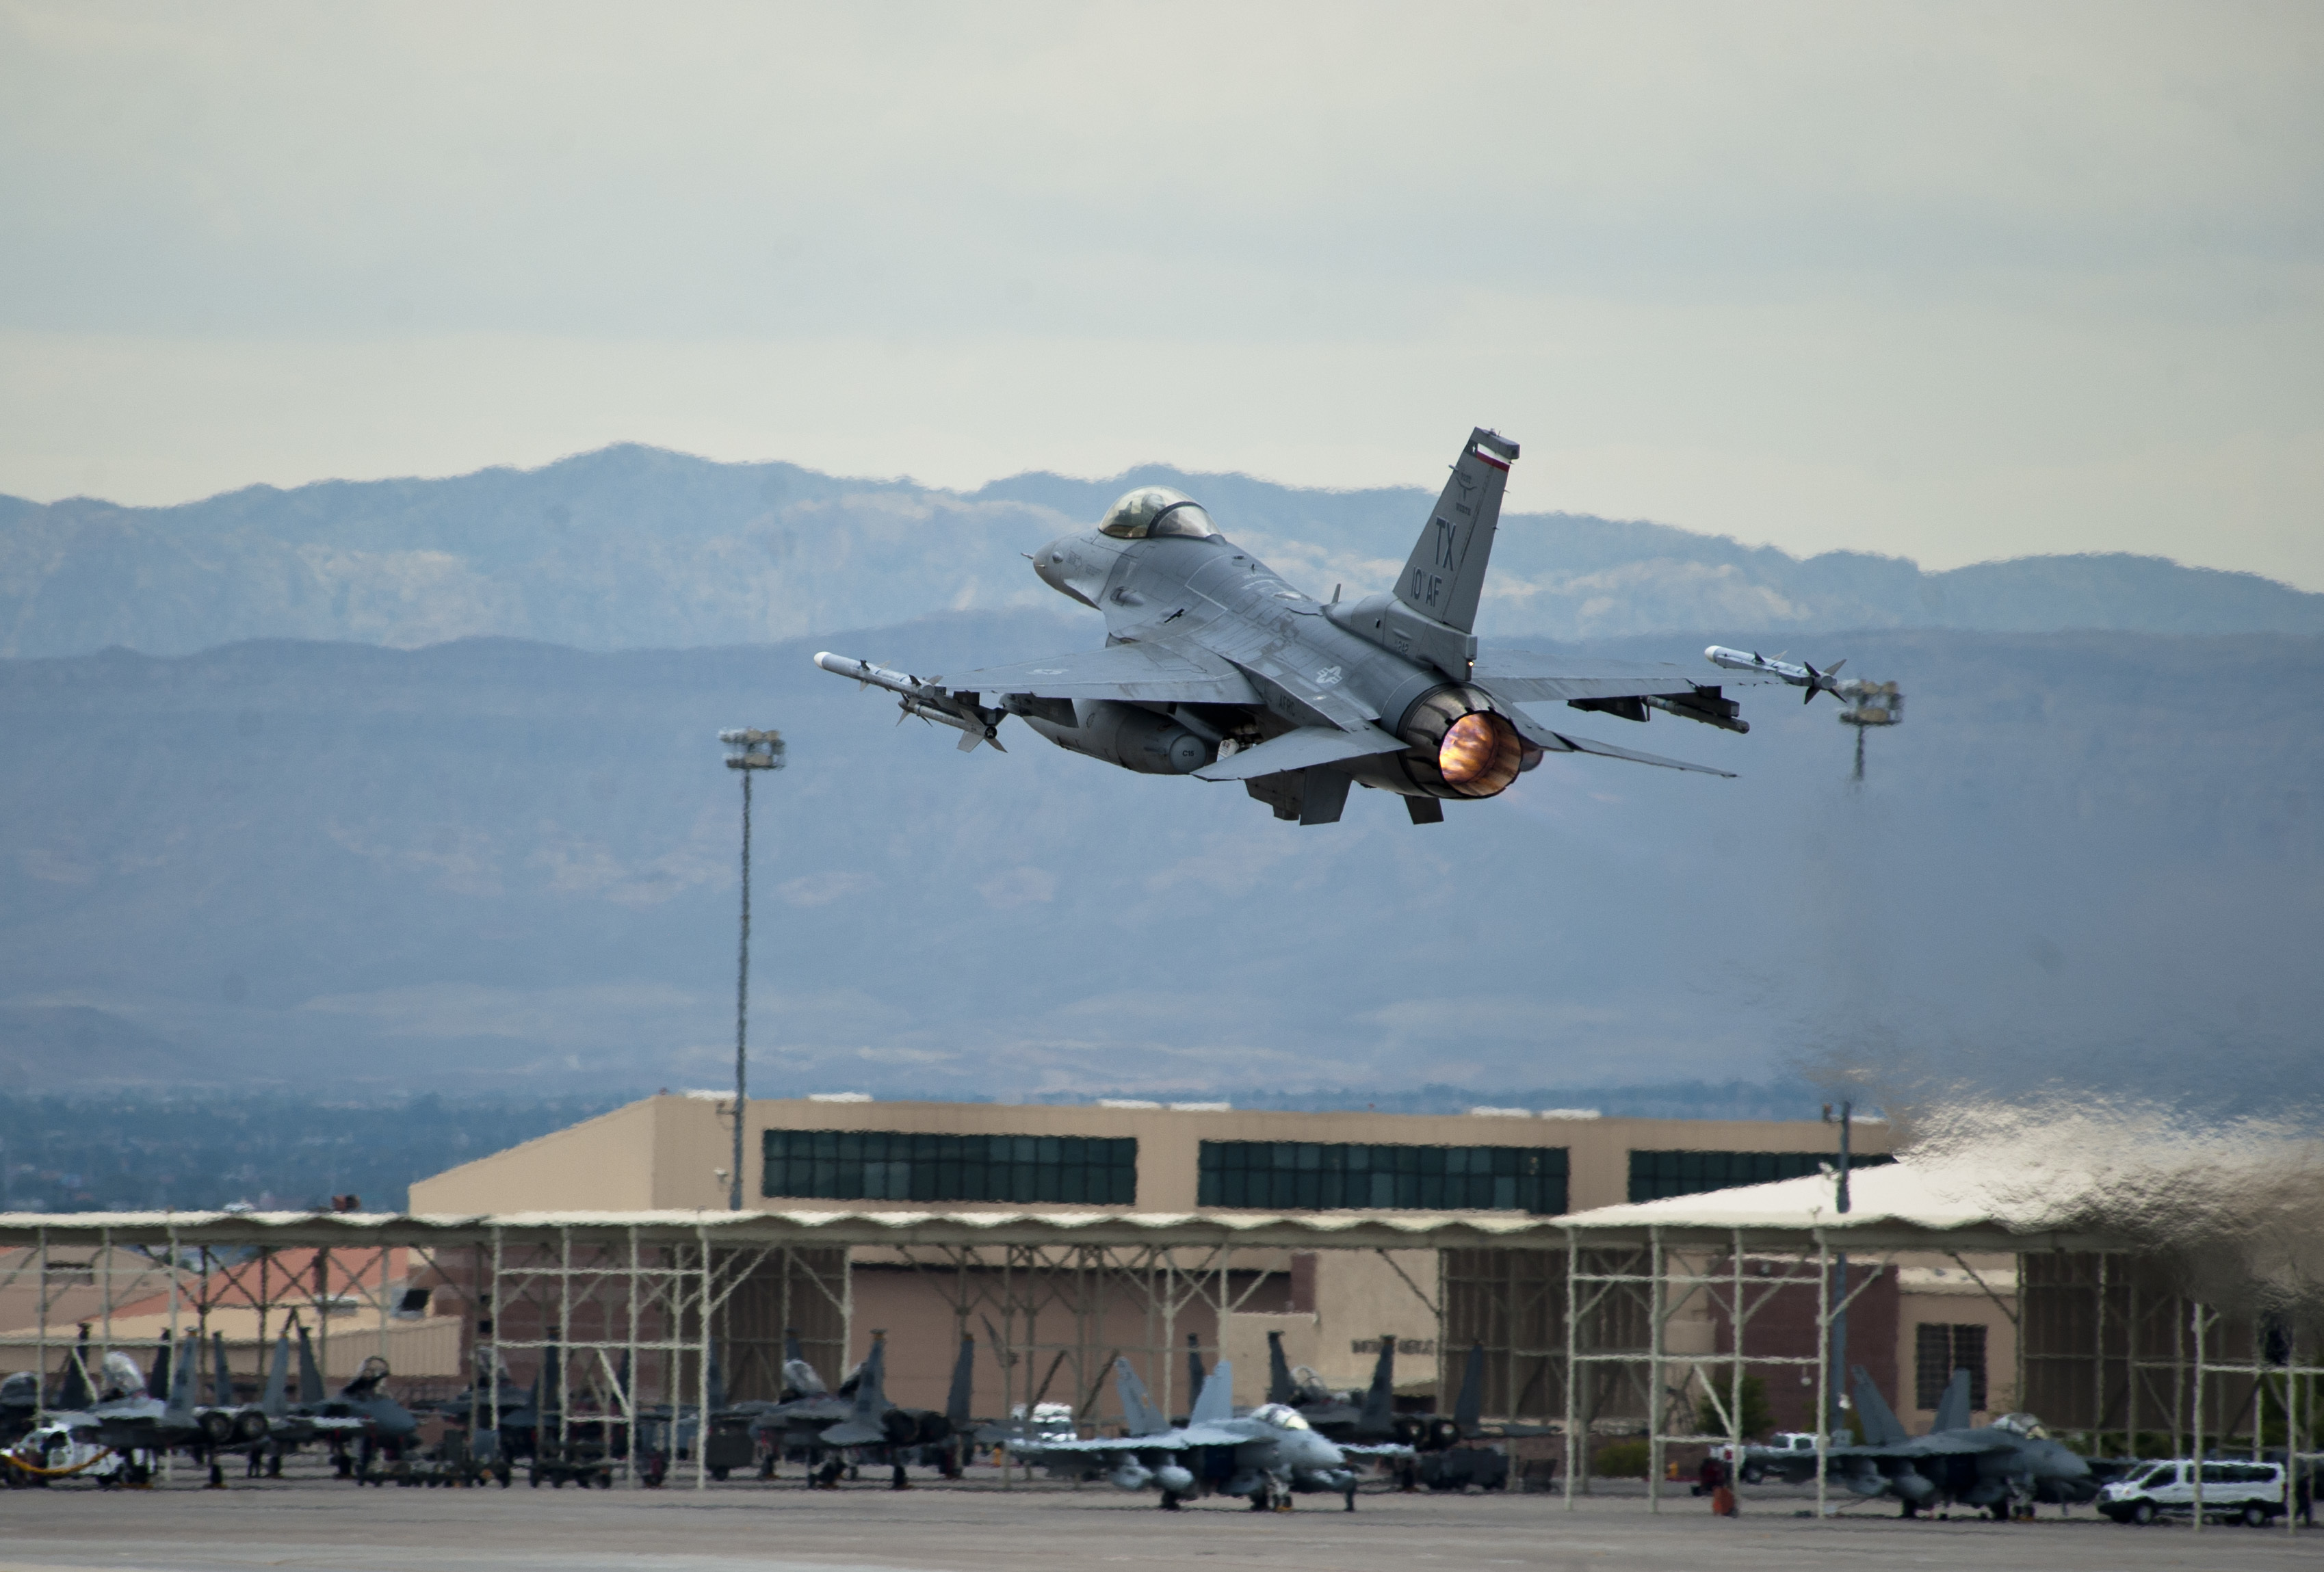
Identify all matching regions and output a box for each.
[2,1,2318,586]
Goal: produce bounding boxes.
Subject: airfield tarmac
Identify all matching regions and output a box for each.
[0,1478,2310,1572]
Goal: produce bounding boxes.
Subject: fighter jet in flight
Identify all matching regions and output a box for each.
[817,429,1814,825]
[1013,1355,1407,1510]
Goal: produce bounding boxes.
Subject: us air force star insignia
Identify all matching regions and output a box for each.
[1315,666,1344,686]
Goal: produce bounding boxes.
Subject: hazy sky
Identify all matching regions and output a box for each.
[3,1,2319,586]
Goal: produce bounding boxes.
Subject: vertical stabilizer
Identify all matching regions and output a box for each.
[164,1334,198,1422]
[296,1325,324,1404]
[1849,1365,1907,1447]
[1189,1359,1234,1426]
[1392,427,1517,637]
[1114,1357,1166,1437]
[946,1335,975,1430]
[209,1331,233,1407]
[1357,1335,1397,1435]
[1266,1331,1295,1405]
[850,1332,887,1422]
[1454,1341,1485,1435]
[57,1328,93,1412]
[262,1334,291,1417]
[1931,1367,1973,1434]
[1186,1333,1206,1415]
[146,1337,172,1400]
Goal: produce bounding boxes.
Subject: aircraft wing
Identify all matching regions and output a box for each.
[1473,650,1780,703]
[1494,701,1736,778]
[940,642,1261,705]
[1827,1433,2015,1458]
[1337,1441,1418,1458]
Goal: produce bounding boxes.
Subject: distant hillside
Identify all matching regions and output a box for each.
[2,621,2315,1116]
[3,445,2316,658]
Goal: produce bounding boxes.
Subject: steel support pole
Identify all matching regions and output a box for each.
[1814,1231,1830,1521]
[2191,1300,2206,1532]
[1728,1231,1745,1515]
[1647,1227,1664,1513]
[731,770,751,1213]
[695,1227,712,1491]
[1563,1227,1578,1509]
[34,1226,47,1421]
[625,1227,640,1487]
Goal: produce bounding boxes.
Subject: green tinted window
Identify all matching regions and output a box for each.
[763,1130,1136,1205]
[1626,1149,1895,1203]
[1197,1142,1566,1214]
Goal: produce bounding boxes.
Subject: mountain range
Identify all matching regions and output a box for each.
[4,445,2319,659]
[3,619,2315,1116]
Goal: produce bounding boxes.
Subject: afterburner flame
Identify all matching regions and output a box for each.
[1438,711,1524,796]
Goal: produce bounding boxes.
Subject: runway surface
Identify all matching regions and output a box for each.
[0,1479,2309,1572]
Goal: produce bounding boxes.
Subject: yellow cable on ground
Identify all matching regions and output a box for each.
[3,1447,119,1478]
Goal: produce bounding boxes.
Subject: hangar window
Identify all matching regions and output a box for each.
[1914,1322,1989,1411]
[761,1129,1137,1206]
[1625,1149,1896,1204]
[1197,1142,1566,1214]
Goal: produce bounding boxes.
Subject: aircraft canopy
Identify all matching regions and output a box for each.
[1098,486,1218,540]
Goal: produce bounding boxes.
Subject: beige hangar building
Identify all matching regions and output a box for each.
[400,1093,2030,1437]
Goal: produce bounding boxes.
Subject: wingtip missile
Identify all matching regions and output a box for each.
[815,651,1007,752]
[1706,645,1846,702]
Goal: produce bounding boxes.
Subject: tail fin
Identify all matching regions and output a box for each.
[1454,1341,1485,1436]
[164,1333,198,1422]
[1266,1331,1295,1405]
[1357,1335,1397,1434]
[296,1324,324,1404]
[1114,1357,1166,1437]
[946,1335,975,1430]
[851,1332,887,1421]
[146,1337,172,1400]
[1186,1333,1207,1414]
[1189,1359,1234,1426]
[57,1328,92,1411]
[1394,428,1517,637]
[262,1334,291,1417]
[1850,1365,1907,1447]
[1931,1367,1973,1433]
[209,1331,233,1407]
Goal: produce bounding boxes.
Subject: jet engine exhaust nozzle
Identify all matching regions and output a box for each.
[1384,685,1526,799]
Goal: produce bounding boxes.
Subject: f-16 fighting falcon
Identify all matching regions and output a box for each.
[818,429,1831,824]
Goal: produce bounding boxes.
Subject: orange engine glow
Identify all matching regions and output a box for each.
[1437,711,1524,796]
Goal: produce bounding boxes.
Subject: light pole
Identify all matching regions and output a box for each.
[720,729,785,1211]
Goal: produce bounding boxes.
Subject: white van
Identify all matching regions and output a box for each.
[2099,1459,2286,1525]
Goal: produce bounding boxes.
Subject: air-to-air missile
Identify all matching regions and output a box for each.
[1705,646,1846,703]
[813,654,1007,752]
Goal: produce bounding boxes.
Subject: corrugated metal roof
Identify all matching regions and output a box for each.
[0,1207,1571,1251]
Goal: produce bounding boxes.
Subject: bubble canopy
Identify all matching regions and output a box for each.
[1097,486,1219,540]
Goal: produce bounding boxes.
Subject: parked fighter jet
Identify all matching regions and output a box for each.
[817,429,1812,825]
[1264,1331,1402,1442]
[1756,1367,2096,1517]
[796,1331,971,1486]
[1015,1356,1407,1510]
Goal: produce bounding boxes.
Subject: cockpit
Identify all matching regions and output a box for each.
[1990,1413,2048,1439]
[1097,486,1219,540]
[1248,1403,1310,1430]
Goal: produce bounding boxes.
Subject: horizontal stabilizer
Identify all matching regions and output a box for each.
[1194,724,1408,782]
[1493,703,1734,778]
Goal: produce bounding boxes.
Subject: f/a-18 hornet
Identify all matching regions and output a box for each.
[818,429,1832,824]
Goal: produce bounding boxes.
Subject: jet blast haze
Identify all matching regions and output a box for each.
[819,430,1842,824]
